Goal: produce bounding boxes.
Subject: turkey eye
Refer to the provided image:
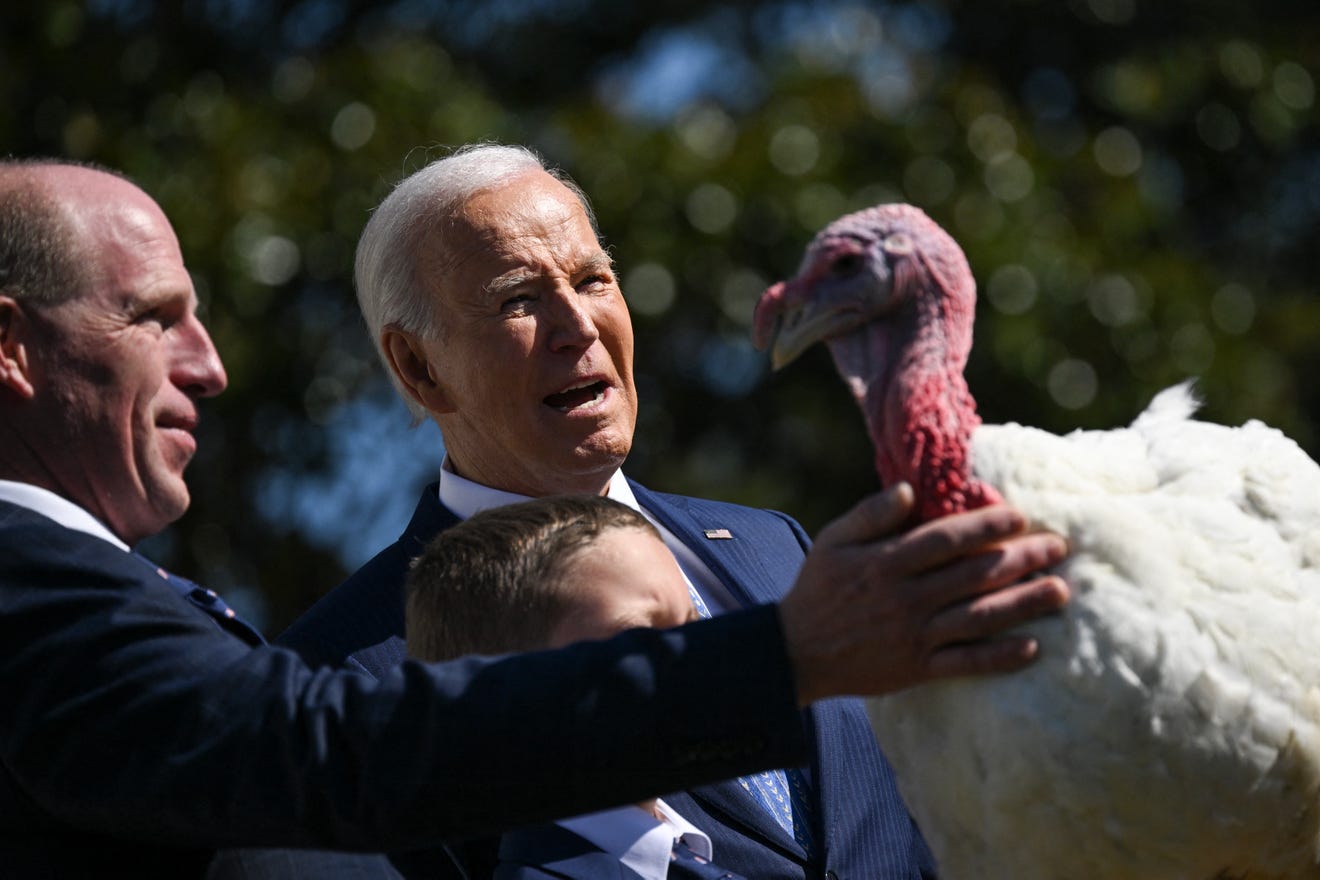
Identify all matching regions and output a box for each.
[831,252,864,277]
[883,232,914,255]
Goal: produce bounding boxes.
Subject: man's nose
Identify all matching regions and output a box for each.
[171,315,228,397]
[546,289,601,351]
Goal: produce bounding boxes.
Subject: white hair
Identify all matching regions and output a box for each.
[355,143,599,419]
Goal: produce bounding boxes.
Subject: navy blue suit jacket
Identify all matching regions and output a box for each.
[493,823,646,879]
[279,482,938,880]
[0,500,808,878]
[492,821,747,879]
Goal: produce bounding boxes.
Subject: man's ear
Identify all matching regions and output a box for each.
[0,296,36,400]
[381,324,455,415]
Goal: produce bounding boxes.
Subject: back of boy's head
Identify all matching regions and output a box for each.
[406,494,661,662]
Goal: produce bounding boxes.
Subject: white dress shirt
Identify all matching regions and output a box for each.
[559,798,713,880]
[0,479,128,551]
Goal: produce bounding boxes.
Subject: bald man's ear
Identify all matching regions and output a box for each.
[381,324,455,415]
[0,297,35,400]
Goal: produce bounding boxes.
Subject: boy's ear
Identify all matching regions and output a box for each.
[380,325,455,415]
[0,296,36,399]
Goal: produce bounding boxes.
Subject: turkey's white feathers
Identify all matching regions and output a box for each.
[866,384,1320,879]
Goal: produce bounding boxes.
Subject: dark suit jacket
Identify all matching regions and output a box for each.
[0,500,807,878]
[493,823,646,879]
[493,821,747,879]
[278,481,938,880]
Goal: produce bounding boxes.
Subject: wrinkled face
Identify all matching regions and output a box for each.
[23,171,227,544]
[547,526,698,646]
[415,170,638,497]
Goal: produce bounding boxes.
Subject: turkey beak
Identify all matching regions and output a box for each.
[756,287,869,371]
[753,278,823,370]
[767,305,824,370]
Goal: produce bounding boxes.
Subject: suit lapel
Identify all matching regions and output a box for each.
[405,481,464,549]
[627,481,786,608]
[672,779,806,860]
[344,484,462,678]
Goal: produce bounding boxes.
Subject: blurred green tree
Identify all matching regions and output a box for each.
[3,0,1316,632]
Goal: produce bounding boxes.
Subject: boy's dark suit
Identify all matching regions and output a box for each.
[493,822,746,879]
[279,481,938,880]
[495,824,648,879]
[0,500,808,877]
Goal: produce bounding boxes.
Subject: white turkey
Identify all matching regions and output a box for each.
[752,202,1320,879]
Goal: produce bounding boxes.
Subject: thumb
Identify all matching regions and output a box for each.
[814,483,915,549]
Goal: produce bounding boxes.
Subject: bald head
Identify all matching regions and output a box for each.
[0,160,110,306]
[0,160,227,544]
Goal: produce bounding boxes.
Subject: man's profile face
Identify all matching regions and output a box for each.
[415,170,639,497]
[22,169,227,543]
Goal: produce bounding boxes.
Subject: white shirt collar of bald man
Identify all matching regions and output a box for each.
[0,479,129,551]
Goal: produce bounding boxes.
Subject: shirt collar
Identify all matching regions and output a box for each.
[437,456,634,517]
[654,799,712,858]
[557,798,712,880]
[0,480,129,551]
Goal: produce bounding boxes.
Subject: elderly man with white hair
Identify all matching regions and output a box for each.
[275,143,1070,879]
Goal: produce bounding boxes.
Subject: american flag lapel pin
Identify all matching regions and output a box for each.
[703,528,733,540]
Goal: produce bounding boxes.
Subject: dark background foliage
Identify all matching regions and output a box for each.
[4,0,1317,632]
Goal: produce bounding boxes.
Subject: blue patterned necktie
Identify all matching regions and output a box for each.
[683,577,814,853]
[668,836,747,880]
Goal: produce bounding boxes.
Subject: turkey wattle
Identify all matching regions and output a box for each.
[753,202,1320,879]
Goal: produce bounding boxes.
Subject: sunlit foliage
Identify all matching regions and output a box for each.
[4,0,1316,631]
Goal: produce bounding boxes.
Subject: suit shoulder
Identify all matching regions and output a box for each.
[0,505,144,585]
[632,486,810,547]
[276,485,452,671]
[631,485,804,527]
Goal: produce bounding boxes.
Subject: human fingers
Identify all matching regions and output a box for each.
[922,573,1070,653]
[870,504,1033,578]
[902,530,1069,614]
[812,483,915,550]
[923,633,1043,680]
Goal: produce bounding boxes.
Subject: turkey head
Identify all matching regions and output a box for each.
[753,203,1001,521]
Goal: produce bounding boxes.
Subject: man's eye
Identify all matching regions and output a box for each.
[135,301,190,329]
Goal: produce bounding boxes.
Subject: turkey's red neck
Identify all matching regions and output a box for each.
[827,251,1001,523]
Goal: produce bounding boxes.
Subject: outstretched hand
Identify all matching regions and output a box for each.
[779,483,1070,706]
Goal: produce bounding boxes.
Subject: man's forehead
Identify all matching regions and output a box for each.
[93,206,185,268]
[424,182,604,284]
[462,176,591,240]
[58,192,195,310]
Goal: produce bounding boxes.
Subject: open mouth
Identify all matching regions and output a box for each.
[544,380,608,412]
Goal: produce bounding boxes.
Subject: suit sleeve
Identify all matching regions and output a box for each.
[0,523,807,852]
